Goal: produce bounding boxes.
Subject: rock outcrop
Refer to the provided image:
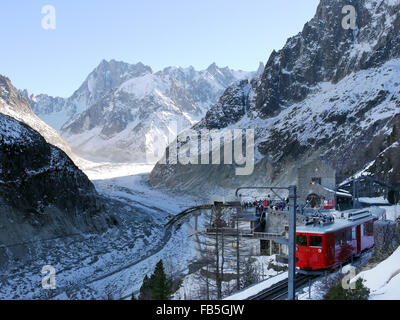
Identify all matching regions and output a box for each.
[0,75,72,157]
[0,113,115,254]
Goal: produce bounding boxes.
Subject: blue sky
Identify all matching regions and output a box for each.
[0,0,320,97]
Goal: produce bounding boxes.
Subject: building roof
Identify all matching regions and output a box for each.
[321,186,352,198]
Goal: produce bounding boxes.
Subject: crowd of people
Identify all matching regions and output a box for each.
[242,197,289,216]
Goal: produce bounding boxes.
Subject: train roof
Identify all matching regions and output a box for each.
[296,207,385,235]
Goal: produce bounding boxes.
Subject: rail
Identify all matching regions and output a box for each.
[247,274,320,300]
[165,204,213,227]
[165,203,242,227]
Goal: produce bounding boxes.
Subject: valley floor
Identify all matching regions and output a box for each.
[0,161,201,300]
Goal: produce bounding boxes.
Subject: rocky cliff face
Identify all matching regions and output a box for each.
[200,0,400,126]
[0,75,72,157]
[362,113,400,185]
[150,0,400,196]
[249,0,400,120]
[0,113,116,251]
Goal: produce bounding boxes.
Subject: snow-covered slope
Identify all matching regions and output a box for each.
[353,245,400,299]
[150,0,400,196]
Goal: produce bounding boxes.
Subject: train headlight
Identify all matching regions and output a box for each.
[296,247,298,251]
[318,249,322,253]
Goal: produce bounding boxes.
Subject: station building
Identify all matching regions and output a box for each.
[296,159,351,208]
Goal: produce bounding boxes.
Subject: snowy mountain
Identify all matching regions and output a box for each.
[22,60,153,131]
[0,75,72,157]
[150,0,400,195]
[24,60,257,162]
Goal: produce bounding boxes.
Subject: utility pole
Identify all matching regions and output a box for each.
[288,185,297,300]
[352,180,357,209]
[236,207,240,291]
[334,185,337,210]
[234,186,298,299]
[214,205,222,300]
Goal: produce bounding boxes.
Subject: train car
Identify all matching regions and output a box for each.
[296,208,384,271]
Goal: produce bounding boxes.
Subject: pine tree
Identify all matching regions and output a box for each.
[346,279,370,300]
[138,260,173,300]
[240,258,259,289]
[150,260,173,300]
[324,278,370,300]
[138,275,153,300]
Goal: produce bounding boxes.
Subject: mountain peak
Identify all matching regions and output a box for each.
[95,59,151,72]
[0,74,32,114]
[206,62,219,72]
[256,62,265,76]
[0,74,12,92]
[0,74,72,156]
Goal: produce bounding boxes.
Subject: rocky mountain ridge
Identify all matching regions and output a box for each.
[0,75,72,157]
[150,0,400,196]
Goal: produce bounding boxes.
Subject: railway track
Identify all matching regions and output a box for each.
[247,248,374,301]
[247,273,320,300]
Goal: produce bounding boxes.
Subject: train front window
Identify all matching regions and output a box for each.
[296,235,307,247]
[309,236,322,247]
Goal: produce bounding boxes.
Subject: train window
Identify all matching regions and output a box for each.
[341,232,346,245]
[366,222,374,236]
[361,224,365,236]
[296,235,307,247]
[352,227,356,240]
[309,236,322,247]
[335,233,340,247]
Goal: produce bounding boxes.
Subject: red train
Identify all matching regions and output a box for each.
[296,208,385,271]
